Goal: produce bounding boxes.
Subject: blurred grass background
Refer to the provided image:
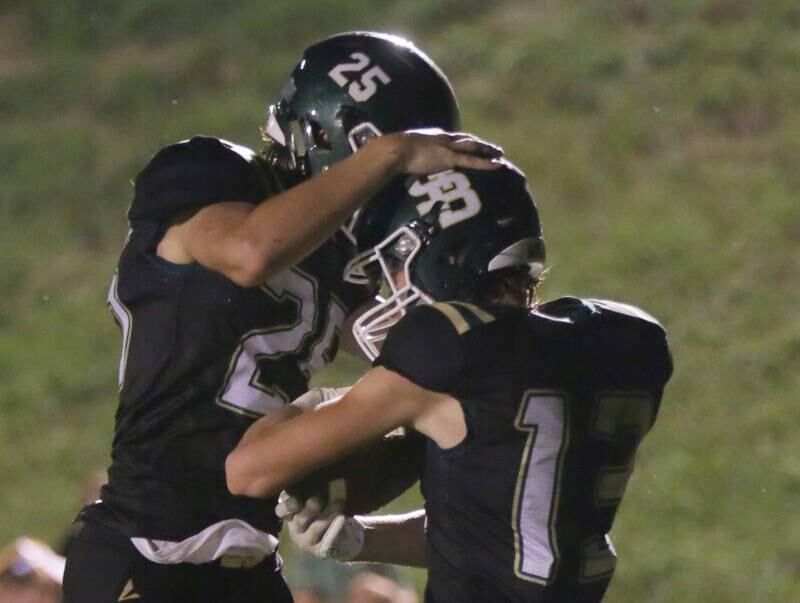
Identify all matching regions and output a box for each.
[1,0,798,600]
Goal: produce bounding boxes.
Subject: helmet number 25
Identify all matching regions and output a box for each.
[410,170,482,229]
[328,52,392,102]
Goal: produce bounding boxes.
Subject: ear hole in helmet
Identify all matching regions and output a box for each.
[347,121,383,152]
[337,105,384,152]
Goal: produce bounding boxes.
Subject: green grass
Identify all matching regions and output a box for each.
[1,1,798,600]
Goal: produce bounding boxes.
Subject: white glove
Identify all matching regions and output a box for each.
[276,492,365,561]
[290,387,351,413]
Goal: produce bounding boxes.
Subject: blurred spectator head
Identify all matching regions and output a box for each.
[0,538,63,603]
[348,571,417,603]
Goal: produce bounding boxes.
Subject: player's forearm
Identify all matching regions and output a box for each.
[236,387,349,451]
[351,510,428,568]
[227,399,388,498]
[227,390,346,496]
[227,369,427,498]
[236,404,302,448]
[177,132,500,286]
[237,135,404,281]
[226,404,303,496]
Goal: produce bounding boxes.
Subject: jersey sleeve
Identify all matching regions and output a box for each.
[374,304,467,393]
[128,136,269,223]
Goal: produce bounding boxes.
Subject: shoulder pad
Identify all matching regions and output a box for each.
[539,297,665,329]
[586,298,664,327]
[537,296,598,323]
[128,136,269,223]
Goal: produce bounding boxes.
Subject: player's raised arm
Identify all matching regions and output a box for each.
[155,31,505,287]
[159,130,502,287]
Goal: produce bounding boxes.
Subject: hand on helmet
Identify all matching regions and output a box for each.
[383,129,503,175]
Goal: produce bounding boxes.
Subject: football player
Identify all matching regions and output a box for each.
[226,163,673,602]
[62,32,501,603]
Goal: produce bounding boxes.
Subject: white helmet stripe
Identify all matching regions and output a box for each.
[487,237,545,273]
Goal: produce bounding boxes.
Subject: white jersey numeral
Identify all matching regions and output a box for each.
[591,393,655,505]
[512,391,655,584]
[302,299,347,376]
[108,271,133,390]
[328,52,370,86]
[512,391,568,583]
[328,52,391,101]
[410,170,482,229]
[217,268,344,418]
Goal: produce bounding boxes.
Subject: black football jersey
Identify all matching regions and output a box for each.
[82,136,368,541]
[375,297,672,603]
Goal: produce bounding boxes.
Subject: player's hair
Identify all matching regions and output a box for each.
[477,265,545,309]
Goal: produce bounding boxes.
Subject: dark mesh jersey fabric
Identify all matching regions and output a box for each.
[82,136,369,541]
[376,298,672,603]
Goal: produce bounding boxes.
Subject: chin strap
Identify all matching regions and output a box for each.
[408,200,444,241]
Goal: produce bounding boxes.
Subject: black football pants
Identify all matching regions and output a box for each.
[63,520,293,603]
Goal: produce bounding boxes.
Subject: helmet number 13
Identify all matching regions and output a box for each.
[328,52,392,102]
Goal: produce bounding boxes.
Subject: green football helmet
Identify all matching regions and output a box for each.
[265,31,460,178]
[345,162,546,359]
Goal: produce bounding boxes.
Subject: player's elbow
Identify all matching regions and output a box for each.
[226,238,281,288]
[225,448,278,498]
[225,449,257,496]
[227,262,267,289]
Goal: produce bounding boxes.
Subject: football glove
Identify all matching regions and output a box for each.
[276,492,365,561]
